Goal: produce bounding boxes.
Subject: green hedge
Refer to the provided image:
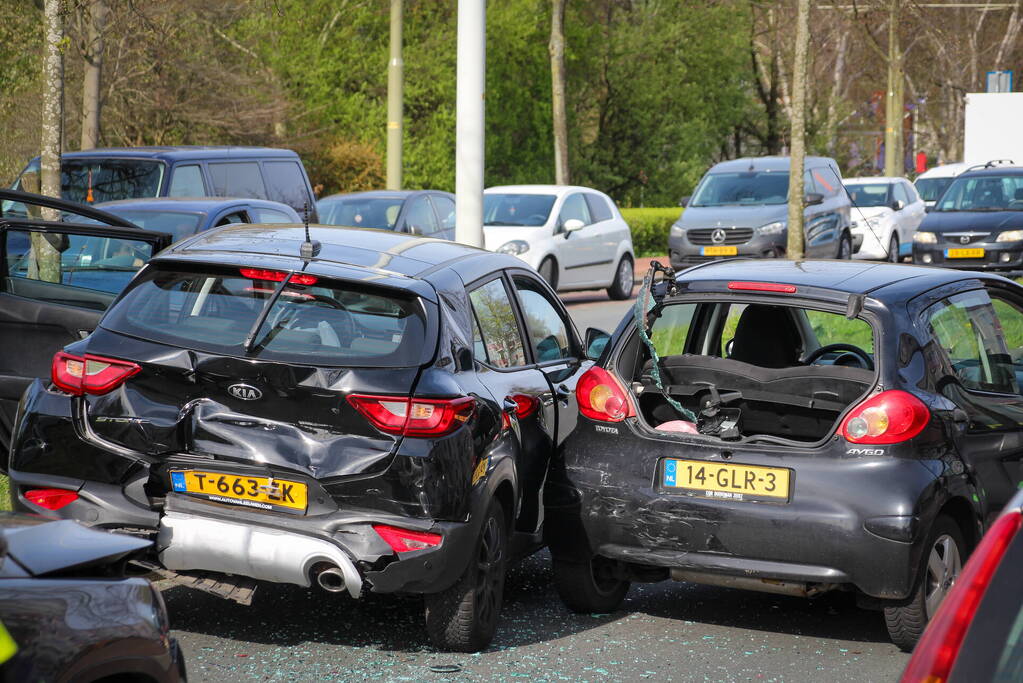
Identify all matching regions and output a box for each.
[621,207,682,257]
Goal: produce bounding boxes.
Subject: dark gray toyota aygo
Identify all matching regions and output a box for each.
[545,258,1023,650]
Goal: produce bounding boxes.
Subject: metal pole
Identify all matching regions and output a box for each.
[455,0,485,248]
[386,0,403,190]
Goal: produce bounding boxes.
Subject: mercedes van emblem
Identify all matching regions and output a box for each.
[228,384,262,401]
[711,228,727,244]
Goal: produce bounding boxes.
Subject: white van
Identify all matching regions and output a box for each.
[914,163,970,209]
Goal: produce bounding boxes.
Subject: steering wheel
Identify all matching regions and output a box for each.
[803,343,874,370]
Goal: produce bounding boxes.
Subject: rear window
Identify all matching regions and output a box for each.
[101,266,433,367]
[208,162,268,200]
[262,161,308,210]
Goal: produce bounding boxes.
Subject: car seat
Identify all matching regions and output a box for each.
[728,305,802,368]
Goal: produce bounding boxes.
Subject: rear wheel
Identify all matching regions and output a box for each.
[552,554,630,613]
[425,499,507,652]
[606,254,634,300]
[888,234,900,262]
[884,515,965,651]
[538,257,556,289]
[838,232,853,259]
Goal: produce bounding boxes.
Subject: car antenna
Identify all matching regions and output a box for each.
[300,200,320,260]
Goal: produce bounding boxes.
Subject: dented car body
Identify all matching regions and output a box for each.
[5,209,589,652]
[545,259,1023,651]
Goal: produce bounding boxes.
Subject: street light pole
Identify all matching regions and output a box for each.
[455,0,485,248]
[386,0,403,190]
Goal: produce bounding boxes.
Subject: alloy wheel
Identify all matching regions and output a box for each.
[616,258,632,294]
[924,533,962,618]
[888,235,900,262]
[474,516,504,628]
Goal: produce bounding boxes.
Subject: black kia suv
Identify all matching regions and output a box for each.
[2,192,592,652]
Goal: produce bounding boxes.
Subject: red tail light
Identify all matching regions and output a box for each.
[51,352,141,396]
[577,367,634,422]
[373,524,443,553]
[840,390,929,444]
[509,394,539,418]
[727,281,797,293]
[346,395,476,437]
[24,488,79,510]
[901,510,1022,683]
[240,268,318,286]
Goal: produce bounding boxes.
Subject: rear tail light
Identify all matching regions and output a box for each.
[900,510,1022,683]
[52,351,141,396]
[509,394,539,418]
[373,524,443,553]
[347,395,476,437]
[577,366,634,422]
[24,488,79,510]
[840,390,929,444]
[240,268,318,286]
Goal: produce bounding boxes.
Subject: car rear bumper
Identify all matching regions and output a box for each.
[545,418,941,601]
[912,241,1023,269]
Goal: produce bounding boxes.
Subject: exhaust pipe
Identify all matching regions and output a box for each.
[313,564,347,593]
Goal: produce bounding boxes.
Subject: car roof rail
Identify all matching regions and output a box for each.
[0,189,139,229]
[964,159,1016,172]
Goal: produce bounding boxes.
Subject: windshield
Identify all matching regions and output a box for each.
[483,194,556,226]
[846,183,891,208]
[94,209,203,242]
[101,266,433,367]
[689,172,789,207]
[317,197,404,229]
[915,177,955,203]
[936,174,1023,212]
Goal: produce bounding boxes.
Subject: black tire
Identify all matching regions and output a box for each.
[606,254,634,300]
[888,234,900,263]
[424,500,507,652]
[552,554,630,614]
[884,515,966,652]
[838,232,853,259]
[538,257,556,289]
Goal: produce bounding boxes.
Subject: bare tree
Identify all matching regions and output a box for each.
[787,0,811,260]
[80,0,107,150]
[35,0,64,283]
[549,0,569,184]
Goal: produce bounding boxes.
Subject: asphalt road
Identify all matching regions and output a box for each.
[167,293,911,682]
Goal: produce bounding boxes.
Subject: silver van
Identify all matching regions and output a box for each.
[668,156,853,267]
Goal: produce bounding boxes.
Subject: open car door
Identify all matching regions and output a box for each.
[0,190,172,455]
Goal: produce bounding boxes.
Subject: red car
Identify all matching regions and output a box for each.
[902,487,1023,682]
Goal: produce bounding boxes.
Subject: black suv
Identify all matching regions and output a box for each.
[546,259,1023,650]
[3,194,592,651]
[912,165,1023,270]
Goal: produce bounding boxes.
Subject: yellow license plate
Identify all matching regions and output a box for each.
[702,245,738,256]
[663,459,790,501]
[945,248,985,259]
[170,470,308,512]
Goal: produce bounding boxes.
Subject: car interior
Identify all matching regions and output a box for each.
[618,301,877,443]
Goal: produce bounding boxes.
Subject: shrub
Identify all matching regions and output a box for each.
[621,207,682,257]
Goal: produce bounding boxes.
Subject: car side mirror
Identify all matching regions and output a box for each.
[925,205,934,213]
[805,192,824,206]
[406,223,421,236]
[679,195,691,208]
[584,327,611,360]
[563,218,585,233]
[892,199,905,211]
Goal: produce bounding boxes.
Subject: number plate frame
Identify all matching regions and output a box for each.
[701,245,739,256]
[169,470,308,513]
[945,247,985,259]
[661,458,791,503]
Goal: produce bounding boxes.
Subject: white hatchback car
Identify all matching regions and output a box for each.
[482,185,635,299]
[845,177,926,261]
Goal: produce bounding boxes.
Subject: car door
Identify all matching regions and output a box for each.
[803,167,843,258]
[0,190,172,454]
[900,180,926,235]
[584,193,624,281]
[553,192,603,286]
[920,285,1023,528]
[209,207,250,228]
[430,194,456,241]
[402,195,440,237]
[466,274,556,534]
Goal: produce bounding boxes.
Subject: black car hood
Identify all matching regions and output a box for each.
[0,513,150,577]
[921,210,1023,233]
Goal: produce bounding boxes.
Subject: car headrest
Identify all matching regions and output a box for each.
[728,304,802,368]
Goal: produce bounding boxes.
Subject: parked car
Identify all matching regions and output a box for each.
[482,185,635,299]
[901,488,1023,683]
[844,176,925,261]
[545,258,1023,651]
[4,190,594,652]
[668,156,853,266]
[0,512,185,682]
[317,190,456,240]
[912,164,1023,270]
[94,197,302,242]
[914,162,970,210]
[7,146,318,220]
